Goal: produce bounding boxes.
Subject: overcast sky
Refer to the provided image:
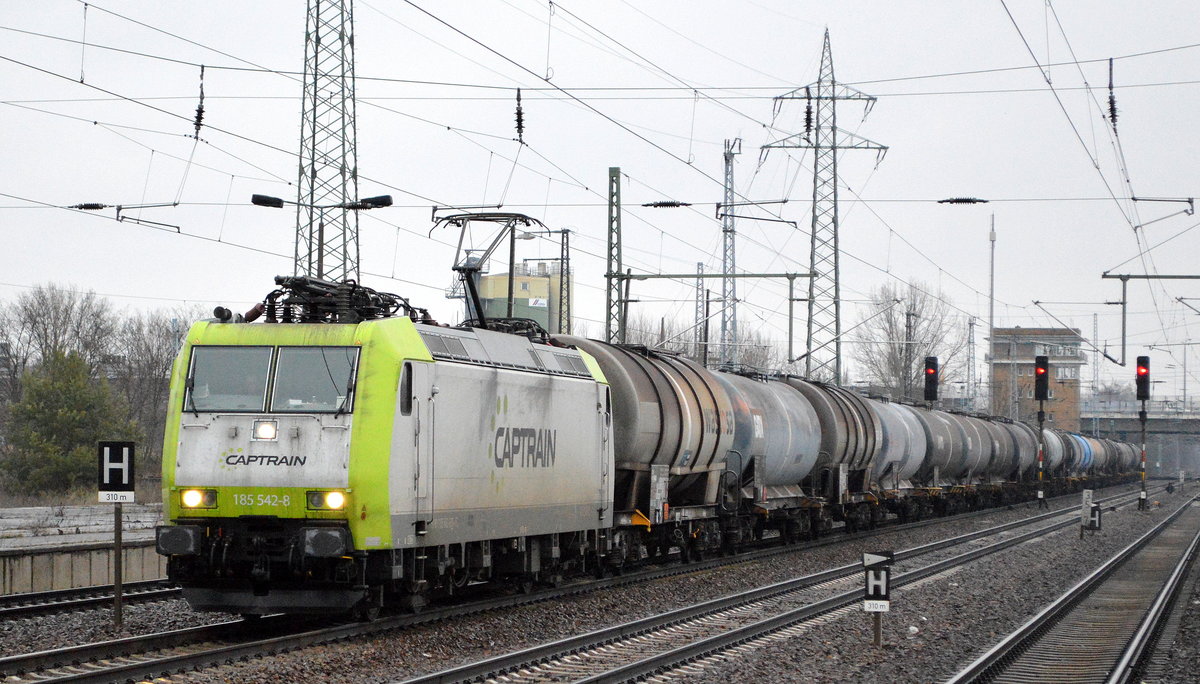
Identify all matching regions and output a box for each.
[1,1,1197,397]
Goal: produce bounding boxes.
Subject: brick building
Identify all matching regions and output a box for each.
[990,327,1086,431]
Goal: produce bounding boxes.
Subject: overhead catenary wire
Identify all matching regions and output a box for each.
[0,2,1180,386]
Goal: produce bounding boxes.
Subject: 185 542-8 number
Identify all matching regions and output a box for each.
[233,493,291,507]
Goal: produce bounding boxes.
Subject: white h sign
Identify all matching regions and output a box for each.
[98,441,136,503]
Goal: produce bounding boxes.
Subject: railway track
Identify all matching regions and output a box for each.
[404,487,1159,684]
[0,485,1151,683]
[946,496,1200,684]
[0,580,180,619]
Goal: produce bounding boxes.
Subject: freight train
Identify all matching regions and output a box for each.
[155,276,1138,617]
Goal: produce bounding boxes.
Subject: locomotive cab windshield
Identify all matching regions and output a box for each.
[185,345,360,413]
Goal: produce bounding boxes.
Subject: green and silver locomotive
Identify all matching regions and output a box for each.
[156,277,613,615]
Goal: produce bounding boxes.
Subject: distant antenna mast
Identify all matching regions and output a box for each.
[295,0,359,282]
[763,29,887,382]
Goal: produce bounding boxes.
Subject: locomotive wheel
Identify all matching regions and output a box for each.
[355,588,383,622]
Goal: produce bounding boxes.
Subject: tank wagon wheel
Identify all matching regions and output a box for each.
[644,538,662,559]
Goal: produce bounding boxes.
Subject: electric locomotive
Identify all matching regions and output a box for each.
[156,277,613,615]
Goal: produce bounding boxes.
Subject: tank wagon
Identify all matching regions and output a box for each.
[156,277,1138,616]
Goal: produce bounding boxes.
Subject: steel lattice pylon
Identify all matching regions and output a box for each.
[295,0,359,282]
[763,30,886,382]
[606,167,623,343]
[719,139,741,367]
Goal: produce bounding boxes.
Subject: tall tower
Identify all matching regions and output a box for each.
[764,30,886,382]
[720,139,741,367]
[606,167,624,343]
[295,0,359,282]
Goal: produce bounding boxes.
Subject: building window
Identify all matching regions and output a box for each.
[1048,388,1055,399]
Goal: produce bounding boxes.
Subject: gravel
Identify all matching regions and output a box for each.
[0,599,237,657]
[152,484,1151,683]
[676,487,1195,684]
[0,483,1161,682]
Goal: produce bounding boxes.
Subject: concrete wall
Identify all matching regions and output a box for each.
[0,541,165,595]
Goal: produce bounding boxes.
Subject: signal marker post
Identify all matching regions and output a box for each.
[863,551,894,647]
[98,441,136,629]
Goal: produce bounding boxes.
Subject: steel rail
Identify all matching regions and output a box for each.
[406,487,1155,684]
[586,491,1187,684]
[0,581,179,619]
[0,484,1150,683]
[1107,514,1200,684]
[944,495,1200,684]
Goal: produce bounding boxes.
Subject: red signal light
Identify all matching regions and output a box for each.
[1035,366,1046,375]
[926,367,936,375]
[1137,366,1148,375]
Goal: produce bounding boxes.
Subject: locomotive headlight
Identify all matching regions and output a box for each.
[306,490,347,510]
[324,491,346,510]
[181,489,217,509]
[252,420,278,441]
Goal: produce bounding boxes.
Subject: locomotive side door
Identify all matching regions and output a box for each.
[411,361,434,527]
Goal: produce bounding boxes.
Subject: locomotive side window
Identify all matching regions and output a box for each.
[399,363,413,416]
[186,346,273,412]
[270,347,360,413]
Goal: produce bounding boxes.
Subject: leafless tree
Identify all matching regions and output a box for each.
[851,281,967,400]
[0,284,118,407]
[0,304,34,405]
[111,307,203,466]
[9,284,117,375]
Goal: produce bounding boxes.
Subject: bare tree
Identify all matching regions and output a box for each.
[0,303,35,405]
[622,313,693,355]
[9,284,117,376]
[111,307,202,466]
[851,281,966,400]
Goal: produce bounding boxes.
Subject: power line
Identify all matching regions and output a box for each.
[7,21,1197,94]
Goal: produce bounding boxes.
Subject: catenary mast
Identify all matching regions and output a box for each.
[295,0,359,282]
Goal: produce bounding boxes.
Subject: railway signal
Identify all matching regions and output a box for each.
[923,357,939,401]
[1034,355,1049,401]
[1136,355,1150,508]
[1034,356,1049,507]
[1135,356,1151,400]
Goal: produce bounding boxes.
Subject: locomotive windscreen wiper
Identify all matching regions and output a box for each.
[184,376,200,417]
[335,370,355,416]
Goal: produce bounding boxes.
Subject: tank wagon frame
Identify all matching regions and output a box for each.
[155,277,1138,616]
